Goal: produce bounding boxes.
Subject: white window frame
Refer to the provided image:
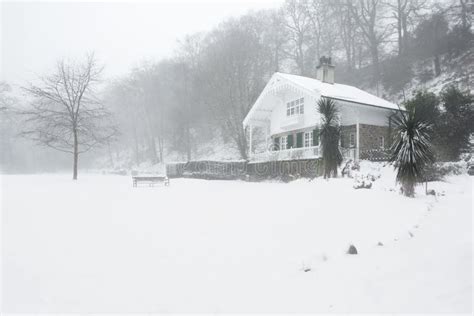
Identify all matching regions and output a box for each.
[304,131,313,147]
[286,97,304,117]
[280,135,287,150]
[350,133,356,147]
[379,136,385,149]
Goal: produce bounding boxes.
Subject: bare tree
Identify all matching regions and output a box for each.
[387,0,427,57]
[104,79,143,166]
[262,9,288,72]
[306,0,338,61]
[347,0,392,91]
[173,34,207,161]
[129,63,164,164]
[333,0,359,70]
[202,15,272,159]
[21,54,117,180]
[457,0,472,30]
[282,0,314,75]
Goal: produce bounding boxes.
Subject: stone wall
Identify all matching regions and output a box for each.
[341,125,356,148]
[340,124,390,150]
[166,159,323,181]
[359,124,390,151]
[340,124,391,161]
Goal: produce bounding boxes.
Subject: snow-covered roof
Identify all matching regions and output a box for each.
[277,73,399,110]
[243,72,399,127]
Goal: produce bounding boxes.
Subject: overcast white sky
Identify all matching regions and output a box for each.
[1,0,283,86]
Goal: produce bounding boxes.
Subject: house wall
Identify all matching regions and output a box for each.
[270,93,395,137]
[338,100,394,126]
[270,89,321,136]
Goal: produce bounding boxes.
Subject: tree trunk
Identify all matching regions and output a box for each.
[370,43,380,95]
[397,4,403,56]
[107,142,114,167]
[238,128,248,160]
[149,135,158,164]
[434,54,441,77]
[73,129,78,180]
[402,15,409,54]
[157,135,164,163]
[133,127,140,166]
[460,0,468,30]
[185,124,192,161]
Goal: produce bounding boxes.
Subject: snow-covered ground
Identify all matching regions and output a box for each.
[1,167,472,313]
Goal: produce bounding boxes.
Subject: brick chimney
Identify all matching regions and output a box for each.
[316,56,335,84]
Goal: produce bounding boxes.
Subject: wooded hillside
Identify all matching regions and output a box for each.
[101,0,472,166]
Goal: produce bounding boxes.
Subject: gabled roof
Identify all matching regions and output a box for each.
[277,72,399,110]
[243,72,400,127]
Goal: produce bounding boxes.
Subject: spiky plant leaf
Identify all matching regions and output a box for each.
[390,107,435,197]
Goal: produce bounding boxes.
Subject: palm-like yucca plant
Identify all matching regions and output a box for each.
[390,107,435,197]
[318,98,343,178]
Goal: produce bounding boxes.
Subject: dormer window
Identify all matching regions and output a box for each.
[286,98,304,116]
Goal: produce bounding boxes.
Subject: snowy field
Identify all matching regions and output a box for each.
[1,168,472,313]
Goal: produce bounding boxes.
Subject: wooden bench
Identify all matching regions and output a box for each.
[132,175,169,187]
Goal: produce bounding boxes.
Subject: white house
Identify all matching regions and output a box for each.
[243,58,400,162]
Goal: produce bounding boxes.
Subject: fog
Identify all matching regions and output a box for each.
[0,0,472,174]
[1,0,283,85]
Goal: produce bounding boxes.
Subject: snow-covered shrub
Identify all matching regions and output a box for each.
[300,262,312,272]
[353,171,378,189]
[341,160,360,178]
[353,178,373,189]
[424,161,467,181]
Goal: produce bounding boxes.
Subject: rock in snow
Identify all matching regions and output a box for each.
[347,244,358,255]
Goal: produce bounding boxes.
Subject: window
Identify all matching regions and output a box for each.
[286,97,304,116]
[280,136,287,150]
[304,131,313,147]
[379,136,385,149]
[350,133,356,147]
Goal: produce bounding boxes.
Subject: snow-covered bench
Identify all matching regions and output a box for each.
[132,175,169,187]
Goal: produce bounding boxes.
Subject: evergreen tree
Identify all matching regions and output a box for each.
[402,90,440,123]
[436,86,474,160]
[390,104,435,197]
[318,98,342,179]
[414,13,449,76]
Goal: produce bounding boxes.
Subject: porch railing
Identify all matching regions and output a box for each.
[250,146,357,162]
[250,146,320,162]
[341,147,356,160]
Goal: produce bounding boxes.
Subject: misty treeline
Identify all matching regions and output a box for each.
[1,0,472,174]
[105,0,472,165]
